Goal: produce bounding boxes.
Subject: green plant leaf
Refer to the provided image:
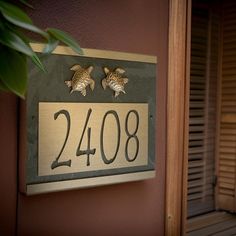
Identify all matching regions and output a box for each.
[0,79,10,92]
[31,54,46,72]
[19,0,34,9]
[43,36,59,54]
[0,1,32,23]
[0,1,48,38]
[0,28,34,56]
[3,24,46,72]
[0,47,27,98]
[47,28,83,55]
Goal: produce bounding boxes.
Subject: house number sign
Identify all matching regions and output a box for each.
[20,44,157,195]
[39,103,148,176]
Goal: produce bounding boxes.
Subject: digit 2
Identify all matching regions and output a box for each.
[51,110,72,169]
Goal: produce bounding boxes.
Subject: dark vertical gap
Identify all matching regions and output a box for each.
[188,0,209,217]
[15,98,20,236]
[188,0,220,218]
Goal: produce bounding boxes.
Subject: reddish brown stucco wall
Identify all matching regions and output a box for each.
[0,94,18,236]
[0,1,168,235]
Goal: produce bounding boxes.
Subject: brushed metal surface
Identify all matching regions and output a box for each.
[30,43,157,63]
[27,170,155,195]
[39,103,148,176]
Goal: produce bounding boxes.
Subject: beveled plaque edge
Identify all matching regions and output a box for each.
[30,43,157,64]
[26,170,155,195]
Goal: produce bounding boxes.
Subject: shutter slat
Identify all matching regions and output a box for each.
[188,4,219,217]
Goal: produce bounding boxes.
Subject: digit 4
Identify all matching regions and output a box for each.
[76,108,96,166]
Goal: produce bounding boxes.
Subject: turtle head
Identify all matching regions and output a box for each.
[115,68,125,74]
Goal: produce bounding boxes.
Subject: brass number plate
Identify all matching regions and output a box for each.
[21,45,157,195]
[39,102,148,176]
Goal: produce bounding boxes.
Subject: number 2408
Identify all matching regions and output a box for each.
[51,109,140,170]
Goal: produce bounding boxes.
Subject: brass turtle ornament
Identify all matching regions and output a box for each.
[102,67,128,98]
[65,64,95,96]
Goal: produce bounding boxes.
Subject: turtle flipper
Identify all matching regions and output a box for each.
[102,79,107,90]
[70,64,81,71]
[123,78,128,84]
[87,66,94,74]
[90,79,95,91]
[114,91,120,98]
[65,80,72,87]
[81,89,86,96]
[104,67,110,75]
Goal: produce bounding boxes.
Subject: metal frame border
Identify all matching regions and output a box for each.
[27,170,155,195]
[30,43,157,64]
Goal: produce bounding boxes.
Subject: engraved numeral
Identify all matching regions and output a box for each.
[50,108,141,169]
[51,110,72,169]
[100,110,121,164]
[76,108,96,166]
[125,110,139,162]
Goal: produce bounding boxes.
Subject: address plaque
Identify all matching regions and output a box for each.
[19,43,157,195]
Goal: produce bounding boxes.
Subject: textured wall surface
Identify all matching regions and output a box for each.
[0,0,168,235]
[0,94,18,236]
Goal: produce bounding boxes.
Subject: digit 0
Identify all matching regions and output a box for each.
[125,110,140,162]
[100,110,121,164]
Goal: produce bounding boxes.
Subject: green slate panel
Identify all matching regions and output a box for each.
[25,50,157,190]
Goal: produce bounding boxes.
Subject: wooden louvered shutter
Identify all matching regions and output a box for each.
[188,2,219,217]
[216,0,236,212]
